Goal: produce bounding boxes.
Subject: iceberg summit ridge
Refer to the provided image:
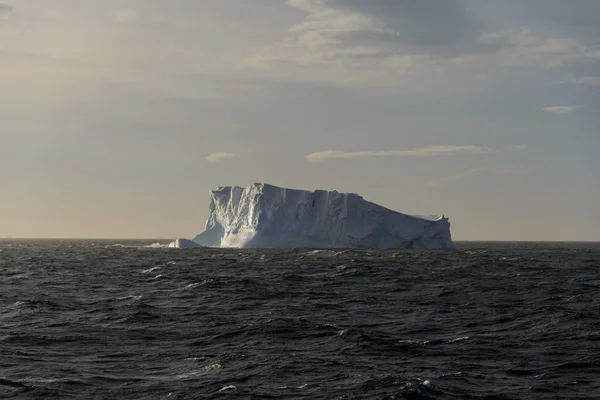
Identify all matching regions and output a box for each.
[192,183,453,249]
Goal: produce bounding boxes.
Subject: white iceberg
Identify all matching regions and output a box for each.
[191,183,453,249]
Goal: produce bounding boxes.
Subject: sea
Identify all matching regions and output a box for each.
[1,240,599,399]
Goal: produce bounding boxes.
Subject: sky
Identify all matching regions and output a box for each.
[1,0,599,241]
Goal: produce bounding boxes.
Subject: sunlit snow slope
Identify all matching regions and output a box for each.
[193,183,453,249]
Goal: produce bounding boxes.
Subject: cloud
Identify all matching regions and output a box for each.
[329,0,493,54]
[492,29,600,68]
[542,105,580,114]
[116,9,137,24]
[306,145,493,162]
[285,0,495,60]
[288,0,391,52]
[287,0,324,13]
[205,152,238,163]
[565,75,600,86]
[249,1,600,88]
[287,0,493,54]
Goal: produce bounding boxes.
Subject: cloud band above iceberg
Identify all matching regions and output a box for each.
[206,152,238,163]
[306,145,493,162]
[542,105,580,114]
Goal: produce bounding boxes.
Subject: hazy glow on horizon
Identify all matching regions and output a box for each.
[1,0,599,241]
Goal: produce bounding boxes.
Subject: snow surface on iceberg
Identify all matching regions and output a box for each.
[193,183,453,249]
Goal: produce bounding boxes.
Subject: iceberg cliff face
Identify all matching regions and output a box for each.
[193,183,453,249]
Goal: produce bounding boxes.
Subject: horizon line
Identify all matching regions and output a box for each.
[1,238,599,244]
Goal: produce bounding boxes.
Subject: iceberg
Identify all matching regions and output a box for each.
[192,183,453,249]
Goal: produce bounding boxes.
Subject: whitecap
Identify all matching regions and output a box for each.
[398,339,431,345]
[182,279,213,290]
[12,301,25,308]
[145,243,169,249]
[183,282,201,290]
[448,336,470,343]
[176,363,222,380]
[7,273,31,280]
[115,295,143,302]
[217,385,236,393]
[203,363,222,372]
[142,267,160,274]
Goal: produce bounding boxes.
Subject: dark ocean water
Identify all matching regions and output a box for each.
[1,240,599,399]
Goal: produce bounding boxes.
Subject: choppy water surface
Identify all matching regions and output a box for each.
[1,240,599,399]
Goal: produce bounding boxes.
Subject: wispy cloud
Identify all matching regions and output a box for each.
[306,145,493,163]
[565,75,600,86]
[248,2,600,88]
[206,152,238,163]
[542,105,580,114]
[492,30,600,68]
